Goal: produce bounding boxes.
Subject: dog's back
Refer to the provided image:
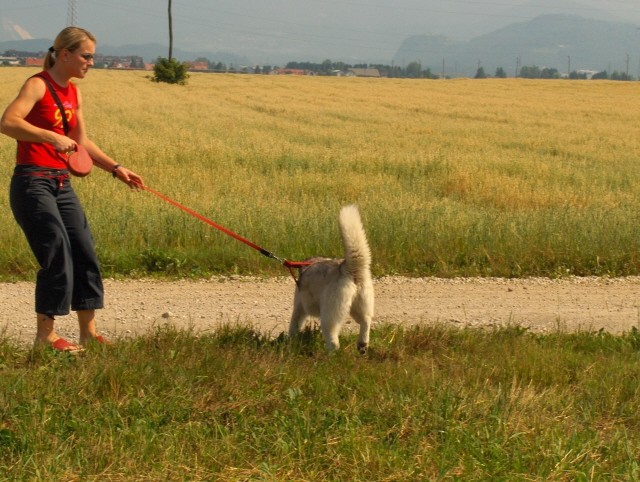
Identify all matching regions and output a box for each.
[289,205,374,352]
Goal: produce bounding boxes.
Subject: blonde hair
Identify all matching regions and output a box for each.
[44,26,96,70]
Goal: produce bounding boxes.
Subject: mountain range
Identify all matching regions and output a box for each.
[2,14,639,78]
[394,14,640,77]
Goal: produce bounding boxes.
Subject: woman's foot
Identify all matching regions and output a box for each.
[36,337,84,353]
[80,334,111,346]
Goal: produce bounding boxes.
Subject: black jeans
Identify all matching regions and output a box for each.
[10,166,104,317]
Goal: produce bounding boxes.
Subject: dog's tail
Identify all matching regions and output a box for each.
[339,205,371,282]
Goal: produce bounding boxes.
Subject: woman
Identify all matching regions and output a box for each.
[0,26,144,352]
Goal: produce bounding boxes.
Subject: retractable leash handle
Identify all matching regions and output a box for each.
[66,144,93,177]
[134,181,312,281]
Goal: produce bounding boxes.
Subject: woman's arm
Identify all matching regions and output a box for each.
[0,77,76,153]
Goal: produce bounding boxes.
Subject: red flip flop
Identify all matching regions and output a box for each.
[81,335,112,346]
[50,338,84,353]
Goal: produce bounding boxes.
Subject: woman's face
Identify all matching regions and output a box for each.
[66,39,96,78]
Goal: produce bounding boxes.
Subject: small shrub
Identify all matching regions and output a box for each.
[139,248,186,273]
[152,57,189,85]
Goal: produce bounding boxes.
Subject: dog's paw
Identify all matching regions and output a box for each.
[357,342,368,355]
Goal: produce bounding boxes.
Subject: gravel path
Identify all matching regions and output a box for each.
[2,276,639,345]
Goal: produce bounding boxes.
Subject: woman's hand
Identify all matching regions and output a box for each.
[113,166,144,189]
[52,134,77,154]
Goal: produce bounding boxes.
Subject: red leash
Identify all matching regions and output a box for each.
[138,183,311,281]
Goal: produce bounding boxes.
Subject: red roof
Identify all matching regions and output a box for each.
[25,57,44,67]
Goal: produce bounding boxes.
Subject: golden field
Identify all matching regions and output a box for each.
[1,68,639,278]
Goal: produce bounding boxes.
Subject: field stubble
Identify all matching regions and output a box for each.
[0,70,639,278]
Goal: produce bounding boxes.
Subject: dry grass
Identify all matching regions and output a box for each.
[1,69,639,277]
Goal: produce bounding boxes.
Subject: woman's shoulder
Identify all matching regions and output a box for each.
[29,70,52,84]
[18,74,47,100]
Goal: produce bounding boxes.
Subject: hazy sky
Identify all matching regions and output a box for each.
[2,0,640,62]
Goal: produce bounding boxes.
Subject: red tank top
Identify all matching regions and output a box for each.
[16,71,79,169]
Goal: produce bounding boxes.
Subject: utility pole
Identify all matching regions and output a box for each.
[626,53,630,78]
[168,0,174,59]
[637,28,640,80]
[67,0,78,26]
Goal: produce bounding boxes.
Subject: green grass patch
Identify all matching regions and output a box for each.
[1,324,640,480]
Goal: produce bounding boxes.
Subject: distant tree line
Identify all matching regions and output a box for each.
[282,60,441,78]
[188,58,444,78]
[272,59,637,81]
[474,64,635,81]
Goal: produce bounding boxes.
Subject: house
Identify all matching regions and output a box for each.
[0,56,20,66]
[345,68,381,78]
[189,61,209,71]
[272,68,309,75]
[576,69,600,79]
[24,57,44,67]
[99,55,145,69]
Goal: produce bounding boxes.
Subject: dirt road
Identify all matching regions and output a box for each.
[1,276,639,345]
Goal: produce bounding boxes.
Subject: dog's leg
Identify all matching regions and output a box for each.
[351,310,372,354]
[320,315,342,352]
[351,284,374,354]
[288,296,307,337]
[320,282,356,352]
[320,302,349,351]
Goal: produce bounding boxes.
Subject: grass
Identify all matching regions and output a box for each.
[1,69,640,279]
[2,69,640,480]
[1,323,640,480]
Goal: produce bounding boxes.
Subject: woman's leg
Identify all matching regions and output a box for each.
[35,313,56,343]
[56,182,104,313]
[77,309,97,343]
[56,186,107,344]
[11,176,75,345]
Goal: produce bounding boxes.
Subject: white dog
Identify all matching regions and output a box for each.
[288,205,374,353]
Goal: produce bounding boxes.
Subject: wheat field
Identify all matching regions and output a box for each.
[1,68,639,278]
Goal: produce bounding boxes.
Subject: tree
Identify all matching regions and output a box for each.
[519,65,541,79]
[333,61,348,72]
[423,67,438,79]
[405,61,422,78]
[474,67,487,79]
[130,56,144,69]
[540,67,559,79]
[495,67,507,78]
[152,0,188,84]
[611,70,633,81]
[320,59,333,74]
